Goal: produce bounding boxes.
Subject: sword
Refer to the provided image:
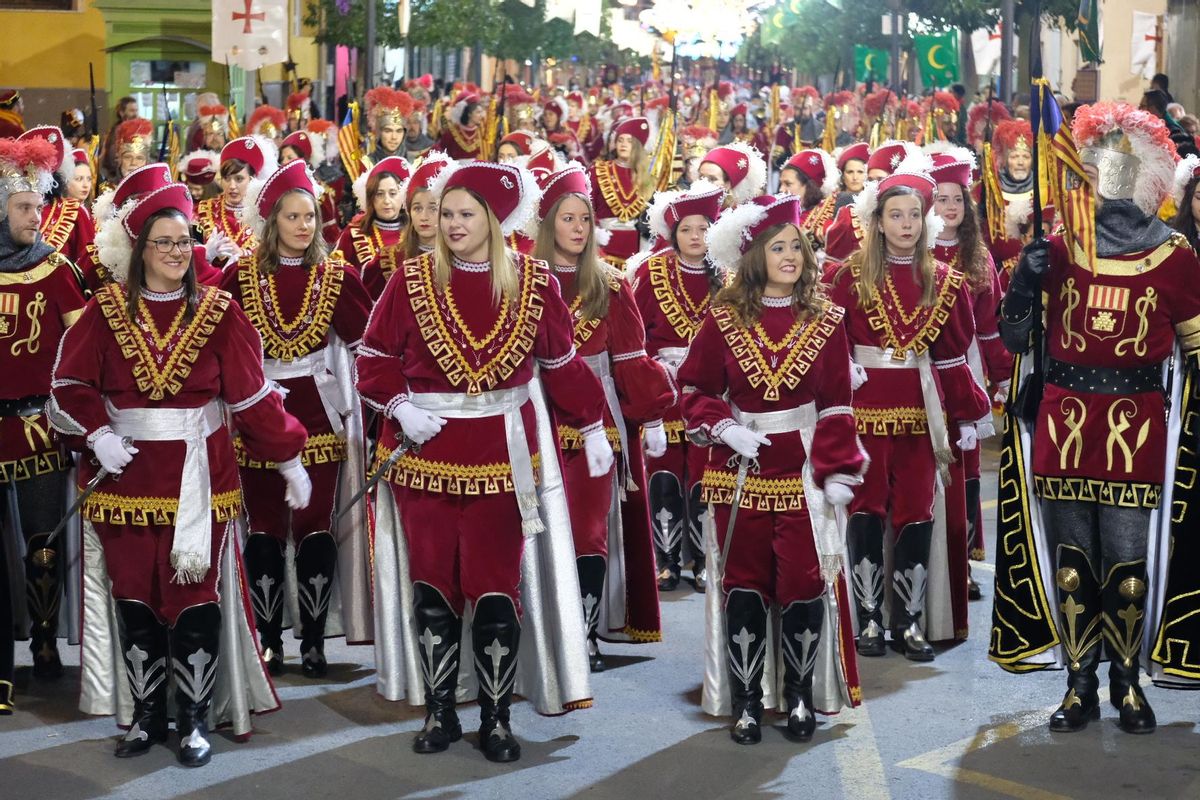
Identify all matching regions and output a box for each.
[45,437,134,547]
[336,433,417,520]
[718,422,758,577]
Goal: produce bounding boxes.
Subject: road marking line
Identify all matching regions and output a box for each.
[834,703,891,800]
[896,705,1072,800]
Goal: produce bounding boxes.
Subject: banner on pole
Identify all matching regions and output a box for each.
[914,31,959,87]
[213,0,288,72]
[854,45,889,83]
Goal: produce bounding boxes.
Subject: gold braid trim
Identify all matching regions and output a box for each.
[1033,476,1161,509]
[351,226,381,266]
[374,443,542,496]
[858,262,963,359]
[854,406,935,436]
[96,284,230,401]
[407,252,545,396]
[701,468,807,510]
[648,253,709,342]
[237,254,346,361]
[0,451,69,484]
[712,302,843,402]
[380,245,402,281]
[234,432,347,468]
[802,194,838,244]
[662,419,686,444]
[570,269,622,348]
[196,197,256,250]
[619,626,663,643]
[448,123,482,155]
[83,487,243,525]
[557,424,622,452]
[39,198,81,252]
[594,160,647,222]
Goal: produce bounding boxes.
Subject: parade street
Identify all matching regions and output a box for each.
[2,442,1196,800]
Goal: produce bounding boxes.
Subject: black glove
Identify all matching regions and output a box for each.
[1007,237,1051,300]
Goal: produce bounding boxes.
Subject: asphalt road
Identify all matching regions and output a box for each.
[3,439,1199,799]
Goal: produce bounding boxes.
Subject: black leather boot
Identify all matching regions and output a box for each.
[0,680,12,716]
[243,533,286,675]
[25,532,63,680]
[847,513,886,656]
[781,597,823,742]
[725,588,768,745]
[576,555,608,673]
[1102,560,1156,734]
[412,582,463,754]
[965,478,983,601]
[113,600,169,758]
[687,482,708,593]
[170,602,221,767]
[296,531,337,678]
[892,521,936,661]
[472,594,522,763]
[1048,545,1103,733]
[649,471,684,591]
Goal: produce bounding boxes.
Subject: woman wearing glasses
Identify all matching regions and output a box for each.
[49,182,310,766]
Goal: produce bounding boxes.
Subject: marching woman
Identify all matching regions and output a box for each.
[928,148,1012,599]
[47,182,311,766]
[588,116,655,264]
[363,151,452,299]
[1171,155,1200,250]
[679,193,865,744]
[195,136,278,270]
[532,163,675,669]
[826,162,990,661]
[335,156,412,275]
[435,90,487,161]
[279,129,343,246]
[357,160,612,762]
[631,180,725,592]
[18,126,95,266]
[778,148,841,249]
[221,159,373,677]
[698,142,767,210]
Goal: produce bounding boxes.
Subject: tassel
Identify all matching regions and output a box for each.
[171,553,208,585]
[819,554,843,588]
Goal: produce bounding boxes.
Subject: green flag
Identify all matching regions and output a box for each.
[854,45,889,83]
[914,31,960,87]
[760,8,787,46]
[1077,0,1101,64]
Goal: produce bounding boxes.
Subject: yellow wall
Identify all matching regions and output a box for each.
[0,2,108,89]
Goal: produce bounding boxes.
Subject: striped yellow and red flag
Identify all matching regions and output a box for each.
[338,100,364,182]
[1034,78,1096,272]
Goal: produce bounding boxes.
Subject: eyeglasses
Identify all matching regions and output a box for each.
[148,238,194,254]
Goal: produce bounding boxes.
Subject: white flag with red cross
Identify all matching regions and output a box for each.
[212,0,288,71]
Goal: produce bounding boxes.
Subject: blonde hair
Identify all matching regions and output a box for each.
[715,223,825,327]
[533,192,611,320]
[255,189,329,274]
[627,139,654,198]
[433,187,518,306]
[843,186,936,307]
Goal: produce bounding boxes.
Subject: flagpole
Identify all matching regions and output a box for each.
[1029,0,1044,241]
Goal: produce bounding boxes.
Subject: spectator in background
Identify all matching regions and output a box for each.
[101,95,139,182]
[1142,88,1198,157]
[1062,101,1081,128]
[1151,72,1174,104]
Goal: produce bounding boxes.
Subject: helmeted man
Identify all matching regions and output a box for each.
[0,136,87,702]
[995,102,1200,734]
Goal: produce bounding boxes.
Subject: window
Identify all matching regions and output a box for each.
[0,0,73,8]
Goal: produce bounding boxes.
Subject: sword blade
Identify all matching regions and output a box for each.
[336,436,415,521]
[45,468,109,546]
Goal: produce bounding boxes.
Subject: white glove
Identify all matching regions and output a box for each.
[583,428,615,478]
[823,480,855,507]
[993,381,1010,405]
[850,359,869,391]
[957,423,978,452]
[93,431,138,474]
[277,458,312,510]
[203,230,229,263]
[642,422,667,458]
[393,400,446,444]
[719,424,771,460]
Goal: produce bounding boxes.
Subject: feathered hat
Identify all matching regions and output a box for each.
[427,159,542,237]
[240,159,322,239]
[705,193,803,272]
[115,118,154,160]
[853,151,944,248]
[785,149,840,198]
[967,101,1011,150]
[1074,101,1179,215]
[247,105,287,140]
[365,87,415,129]
[647,179,725,244]
[94,182,193,281]
[402,150,453,203]
[17,126,71,189]
[701,141,767,205]
[353,155,411,211]
[0,137,57,220]
[179,149,220,186]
